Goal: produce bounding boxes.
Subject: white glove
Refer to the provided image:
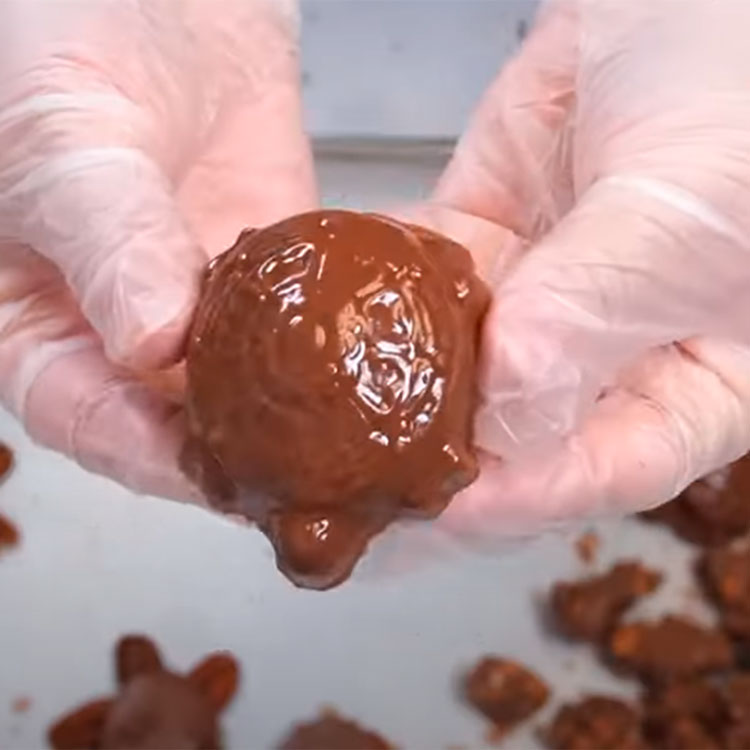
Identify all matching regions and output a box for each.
[0,0,317,497]
[427,0,750,541]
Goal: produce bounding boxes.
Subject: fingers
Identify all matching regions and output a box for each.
[434,0,578,239]
[176,4,317,256]
[176,75,317,257]
[0,0,313,368]
[0,244,197,500]
[384,203,526,287]
[0,88,206,370]
[25,346,198,501]
[477,175,750,456]
[442,340,750,545]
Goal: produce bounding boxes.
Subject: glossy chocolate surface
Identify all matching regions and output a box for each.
[185,210,489,589]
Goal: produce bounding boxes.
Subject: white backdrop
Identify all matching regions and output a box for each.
[302,0,538,138]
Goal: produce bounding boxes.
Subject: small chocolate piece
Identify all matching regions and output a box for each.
[12,696,31,714]
[641,454,750,545]
[609,616,733,682]
[0,513,19,551]
[0,442,12,480]
[544,696,645,750]
[574,532,599,565]
[642,679,725,749]
[277,710,393,750]
[699,545,750,641]
[550,562,662,642]
[463,657,549,738]
[48,634,239,750]
[185,210,490,589]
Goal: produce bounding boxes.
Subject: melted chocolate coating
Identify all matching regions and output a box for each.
[185,210,489,589]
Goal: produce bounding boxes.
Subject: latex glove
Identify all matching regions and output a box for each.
[428,0,750,541]
[0,0,316,498]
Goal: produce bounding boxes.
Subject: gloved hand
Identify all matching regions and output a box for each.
[0,0,316,499]
[429,0,750,542]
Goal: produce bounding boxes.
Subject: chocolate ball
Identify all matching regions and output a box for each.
[185,210,489,589]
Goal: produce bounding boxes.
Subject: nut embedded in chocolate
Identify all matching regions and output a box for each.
[185,210,490,589]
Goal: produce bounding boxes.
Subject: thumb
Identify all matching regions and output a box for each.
[478,176,750,457]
